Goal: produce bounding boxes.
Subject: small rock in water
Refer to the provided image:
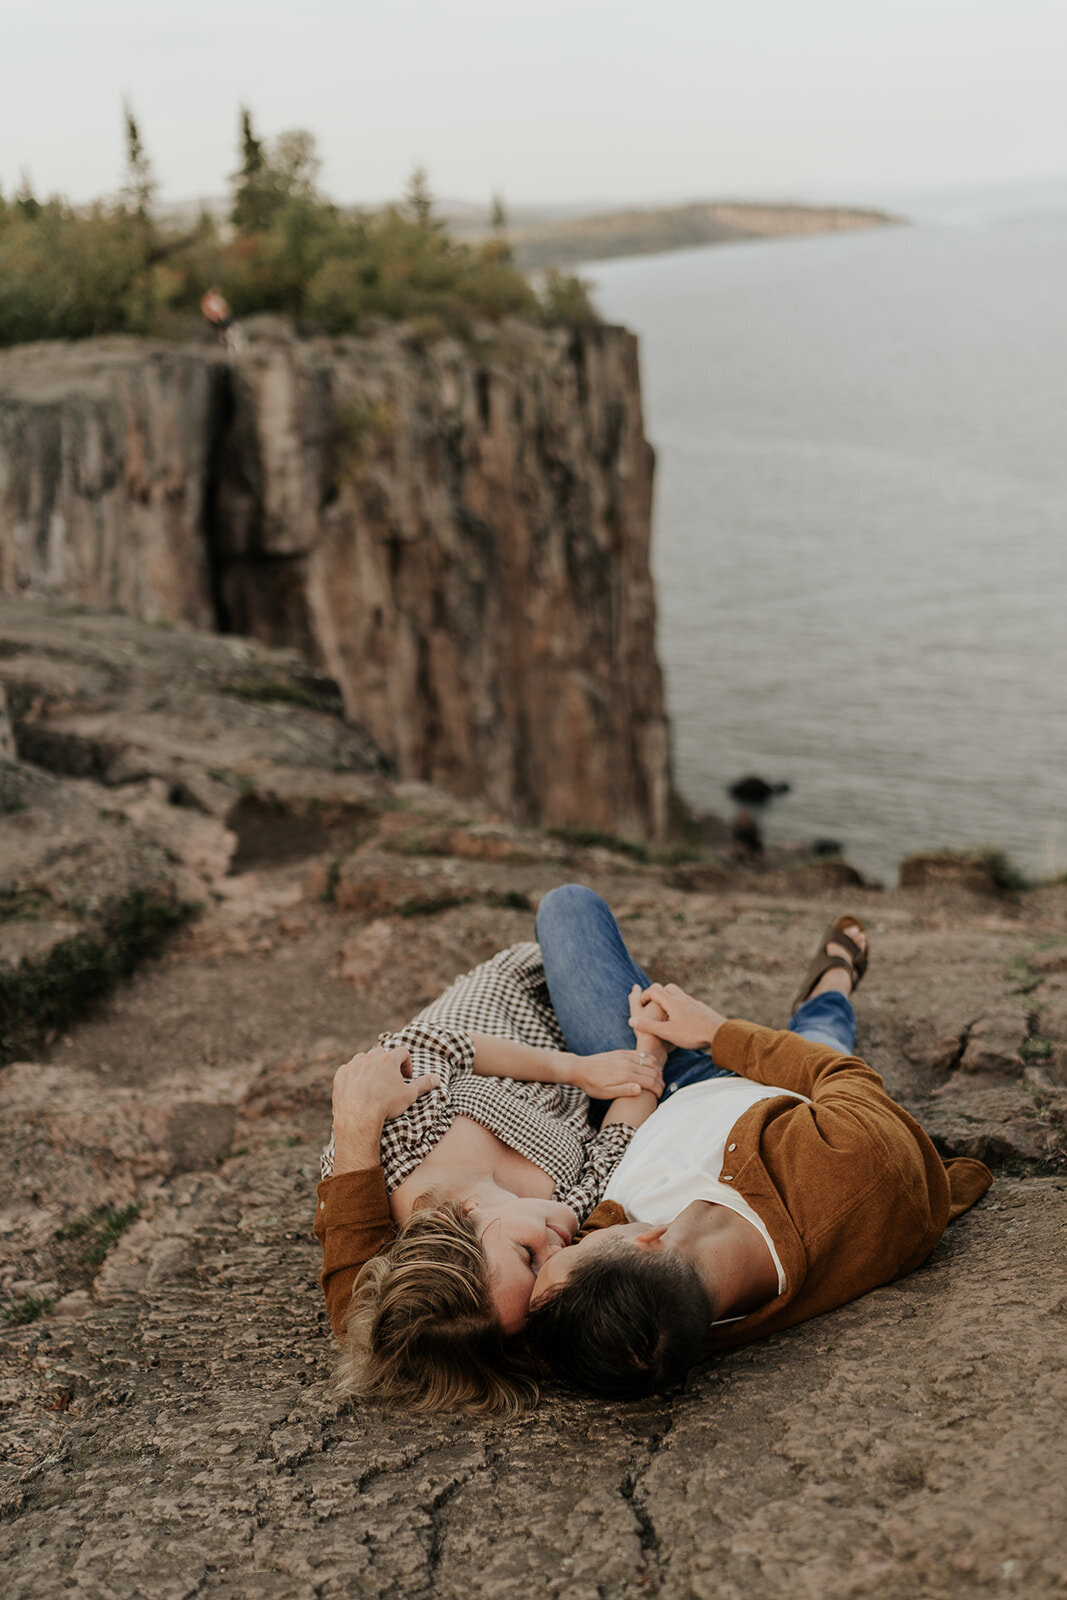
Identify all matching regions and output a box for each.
[728,775,791,805]
[811,838,843,857]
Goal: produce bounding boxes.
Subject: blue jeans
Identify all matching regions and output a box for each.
[535,884,856,1100]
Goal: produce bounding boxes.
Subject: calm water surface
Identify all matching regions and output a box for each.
[586,213,1067,882]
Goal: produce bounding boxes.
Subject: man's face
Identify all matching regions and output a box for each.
[466,1192,579,1334]
[529,1221,654,1308]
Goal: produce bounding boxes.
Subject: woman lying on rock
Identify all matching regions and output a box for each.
[315,891,669,1416]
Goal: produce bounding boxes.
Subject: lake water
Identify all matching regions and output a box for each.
[585,204,1067,883]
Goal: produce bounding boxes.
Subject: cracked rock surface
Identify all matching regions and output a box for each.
[2,603,1066,1598]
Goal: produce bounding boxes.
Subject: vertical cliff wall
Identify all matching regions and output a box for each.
[0,342,220,629]
[0,323,671,838]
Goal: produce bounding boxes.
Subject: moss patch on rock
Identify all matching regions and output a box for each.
[0,891,195,1062]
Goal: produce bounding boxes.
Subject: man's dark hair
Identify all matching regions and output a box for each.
[524,1245,712,1399]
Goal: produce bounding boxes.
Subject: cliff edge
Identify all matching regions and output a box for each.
[0,321,669,839]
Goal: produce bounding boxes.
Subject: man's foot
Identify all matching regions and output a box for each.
[791,916,869,1012]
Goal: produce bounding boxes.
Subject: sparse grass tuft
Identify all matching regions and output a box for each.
[484,890,532,913]
[547,825,704,869]
[59,1202,141,1267]
[547,826,650,863]
[397,894,470,918]
[220,679,325,712]
[1004,955,1041,995]
[0,888,54,924]
[2,1294,56,1326]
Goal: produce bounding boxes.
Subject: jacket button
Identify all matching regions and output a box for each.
[320,1200,325,1209]
[727,1143,736,1152]
[722,1175,733,1183]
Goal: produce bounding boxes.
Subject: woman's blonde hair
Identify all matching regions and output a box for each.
[336,1198,541,1417]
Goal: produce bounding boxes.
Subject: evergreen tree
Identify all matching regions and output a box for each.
[231,111,321,234]
[121,102,155,222]
[15,172,40,221]
[405,166,435,230]
[487,192,513,263]
[230,107,268,233]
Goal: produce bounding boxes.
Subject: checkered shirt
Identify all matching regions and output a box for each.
[320,941,633,1223]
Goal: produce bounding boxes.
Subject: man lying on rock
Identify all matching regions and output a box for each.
[315,884,990,1413]
[523,887,992,1398]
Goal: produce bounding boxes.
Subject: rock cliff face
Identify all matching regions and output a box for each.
[0,341,220,629]
[0,324,669,838]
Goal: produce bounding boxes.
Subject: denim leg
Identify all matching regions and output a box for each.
[788,990,856,1054]
[535,884,732,1095]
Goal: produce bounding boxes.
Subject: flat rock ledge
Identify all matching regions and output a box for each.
[2,599,1066,1598]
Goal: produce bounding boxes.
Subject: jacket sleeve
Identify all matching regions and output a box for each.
[712,1019,990,1257]
[712,1018,882,1100]
[313,1166,395,1339]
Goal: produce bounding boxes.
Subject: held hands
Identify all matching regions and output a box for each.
[331,1045,439,1129]
[565,1047,665,1102]
[628,982,726,1052]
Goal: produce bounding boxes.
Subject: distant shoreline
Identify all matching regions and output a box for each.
[479,200,900,272]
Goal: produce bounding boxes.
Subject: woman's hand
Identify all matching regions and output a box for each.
[629,982,726,1052]
[332,1045,439,1127]
[564,1048,665,1102]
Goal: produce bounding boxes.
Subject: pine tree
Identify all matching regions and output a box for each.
[121,102,155,222]
[15,171,41,221]
[487,192,513,263]
[230,106,268,234]
[405,166,435,230]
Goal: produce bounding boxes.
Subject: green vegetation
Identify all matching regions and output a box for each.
[59,1202,142,1266]
[547,825,651,861]
[397,894,470,918]
[485,890,533,913]
[0,890,194,1062]
[2,1294,57,1326]
[334,396,395,478]
[540,270,600,329]
[1004,955,1041,995]
[321,860,341,905]
[546,825,703,868]
[0,107,598,347]
[0,888,54,923]
[1019,1036,1053,1065]
[219,678,325,712]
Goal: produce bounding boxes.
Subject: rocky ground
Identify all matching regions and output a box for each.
[1,598,1065,1599]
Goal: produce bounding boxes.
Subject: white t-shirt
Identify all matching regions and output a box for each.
[603,1076,809,1297]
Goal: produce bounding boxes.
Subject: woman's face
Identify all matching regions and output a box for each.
[464,1186,579,1334]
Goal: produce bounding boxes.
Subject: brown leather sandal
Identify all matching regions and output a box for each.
[790,915,869,1015]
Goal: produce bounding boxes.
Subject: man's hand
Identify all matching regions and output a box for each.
[330,1046,440,1177]
[565,1049,665,1102]
[629,982,726,1052]
[332,1045,439,1126]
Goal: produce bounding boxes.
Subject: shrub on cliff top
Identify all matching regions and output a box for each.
[0,111,599,347]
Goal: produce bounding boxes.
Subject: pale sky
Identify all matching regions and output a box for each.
[3,0,1066,210]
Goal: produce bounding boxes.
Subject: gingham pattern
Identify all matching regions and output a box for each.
[321,942,634,1222]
